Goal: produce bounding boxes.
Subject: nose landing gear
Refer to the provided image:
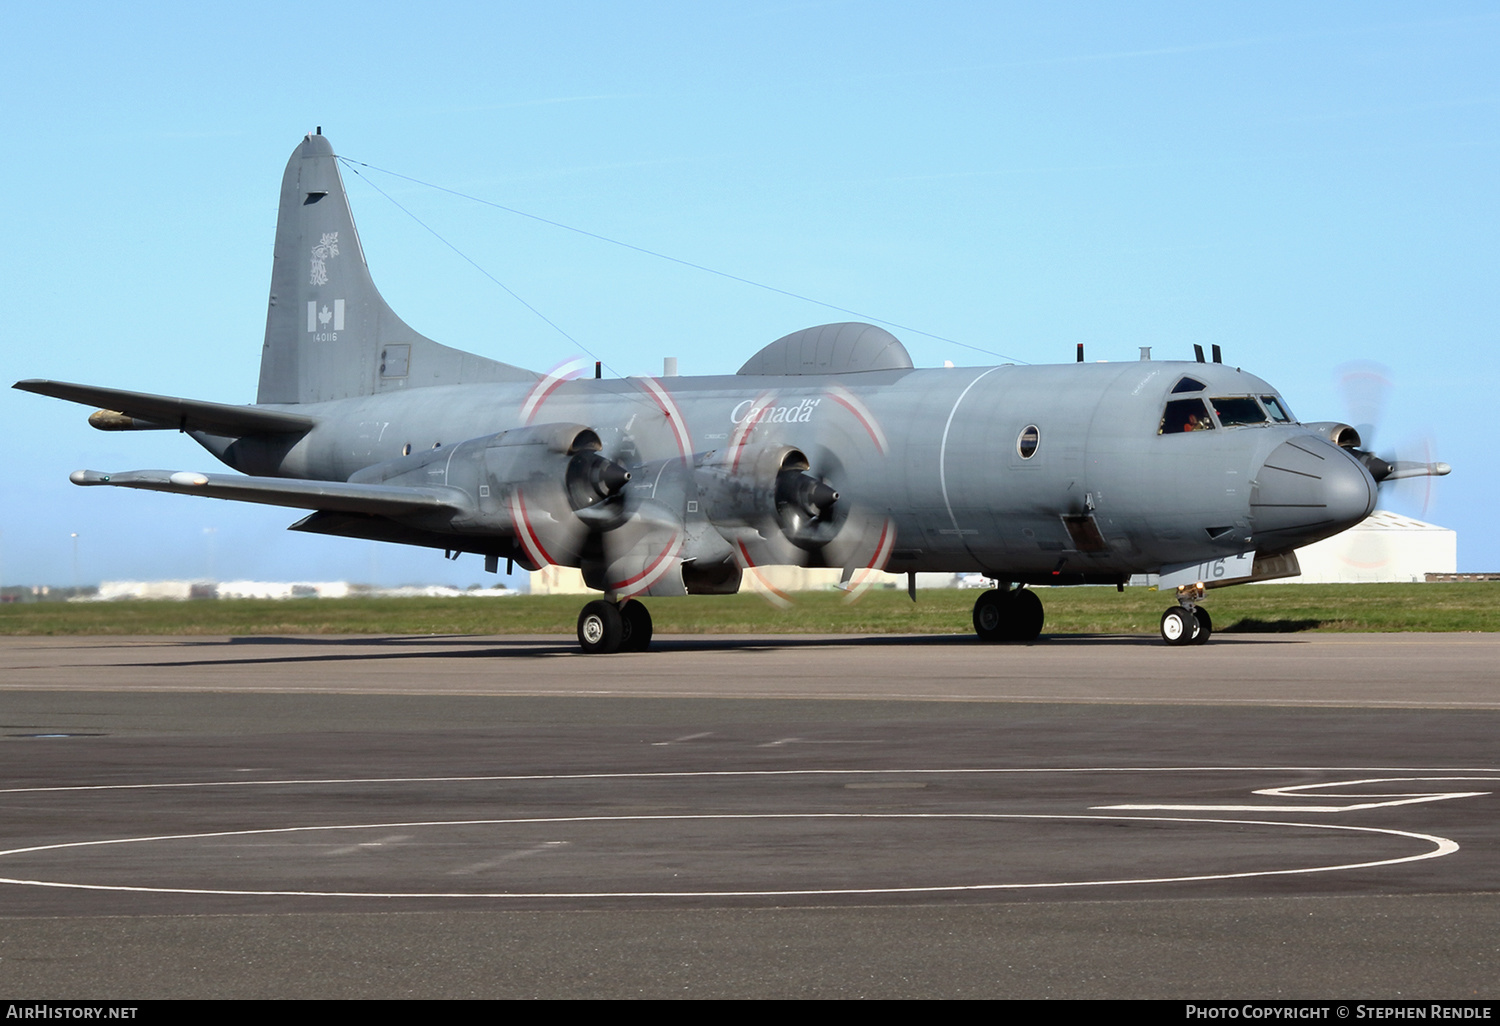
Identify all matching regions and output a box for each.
[1160,585,1212,646]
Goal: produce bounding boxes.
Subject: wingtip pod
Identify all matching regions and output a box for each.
[69,469,193,488]
[87,409,165,431]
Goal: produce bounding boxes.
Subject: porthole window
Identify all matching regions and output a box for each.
[1017,424,1040,459]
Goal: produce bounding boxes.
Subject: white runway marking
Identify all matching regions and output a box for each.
[448,841,569,876]
[651,732,715,746]
[5,765,1497,795]
[0,766,1484,901]
[0,814,1459,900]
[318,833,413,857]
[1096,776,1498,813]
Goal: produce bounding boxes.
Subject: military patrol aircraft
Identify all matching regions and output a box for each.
[15,131,1450,652]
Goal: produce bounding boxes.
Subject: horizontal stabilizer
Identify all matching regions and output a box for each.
[14,380,316,437]
[68,469,468,517]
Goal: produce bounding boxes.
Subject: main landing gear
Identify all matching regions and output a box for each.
[1160,584,1212,646]
[972,586,1045,643]
[576,598,653,654]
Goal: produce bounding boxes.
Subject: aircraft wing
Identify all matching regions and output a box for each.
[13,380,315,436]
[68,469,469,517]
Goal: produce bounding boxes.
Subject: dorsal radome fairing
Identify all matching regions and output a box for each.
[738,322,914,376]
[256,132,534,405]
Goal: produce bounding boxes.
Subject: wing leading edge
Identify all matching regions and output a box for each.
[14,380,315,437]
[68,469,468,517]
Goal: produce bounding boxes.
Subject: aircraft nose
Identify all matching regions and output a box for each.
[1250,437,1377,549]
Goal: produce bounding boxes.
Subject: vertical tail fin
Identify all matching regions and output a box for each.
[257,131,534,404]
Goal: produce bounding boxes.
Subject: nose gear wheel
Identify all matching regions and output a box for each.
[1161,606,1211,646]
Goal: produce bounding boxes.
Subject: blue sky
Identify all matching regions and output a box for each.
[2,1,1495,588]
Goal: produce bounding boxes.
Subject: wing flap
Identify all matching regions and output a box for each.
[69,469,469,517]
[14,380,316,436]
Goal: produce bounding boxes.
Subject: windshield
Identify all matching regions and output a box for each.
[1159,398,1215,434]
[1211,397,1268,426]
[1261,395,1294,422]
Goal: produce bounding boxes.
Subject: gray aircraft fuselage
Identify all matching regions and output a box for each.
[197,358,1373,582]
[20,130,1420,649]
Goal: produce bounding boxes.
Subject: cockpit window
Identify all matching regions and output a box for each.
[1170,376,1206,394]
[1159,398,1215,434]
[1211,397,1268,426]
[1261,395,1294,423]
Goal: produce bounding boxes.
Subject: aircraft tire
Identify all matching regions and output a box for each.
[1160,607,1199,647]
[577,600,624,654]
[972,589,1011,642]
[619,599,653,652]
[1191,606,1213,645]
[973,588,1043,642]
[1012,588,1045,641]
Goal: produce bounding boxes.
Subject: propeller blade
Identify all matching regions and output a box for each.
[1334,362,1448,516]
[698,384,894,605]
[593,455,691,599]
[735,551,797,609]
[1336,360,1391,452]
[486,426,630,569]
[509,484,591,568]
[600,502,686,599]
[828,508,897,604]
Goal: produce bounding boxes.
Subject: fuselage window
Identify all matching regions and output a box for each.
[1261,395,1294,423]
[1211,397,1268,426]
[1171,376,1206,394]
[1159,398,1215,434]
[1016,424,1040,459]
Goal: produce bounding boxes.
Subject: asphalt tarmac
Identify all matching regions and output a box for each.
[1,631,1497,999]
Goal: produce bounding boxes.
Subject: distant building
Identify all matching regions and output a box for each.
[96,580,202,601]
[89,581,518,601]
[529,566,592,595]
[1285,510,1455,584]
[216,580,354,599]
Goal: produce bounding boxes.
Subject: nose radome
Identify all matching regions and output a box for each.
[1250,437,1377,549]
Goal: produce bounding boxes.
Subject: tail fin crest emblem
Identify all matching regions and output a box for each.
[257,133,534,405]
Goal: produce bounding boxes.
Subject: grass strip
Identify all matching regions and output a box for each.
[0,584,1495,636]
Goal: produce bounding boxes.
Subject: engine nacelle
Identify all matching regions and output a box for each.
[696,444,841,566]
[348,422,630,554]
[1302,421,1364,450]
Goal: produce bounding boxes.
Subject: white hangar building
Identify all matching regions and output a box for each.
[1281,509,1456,584]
